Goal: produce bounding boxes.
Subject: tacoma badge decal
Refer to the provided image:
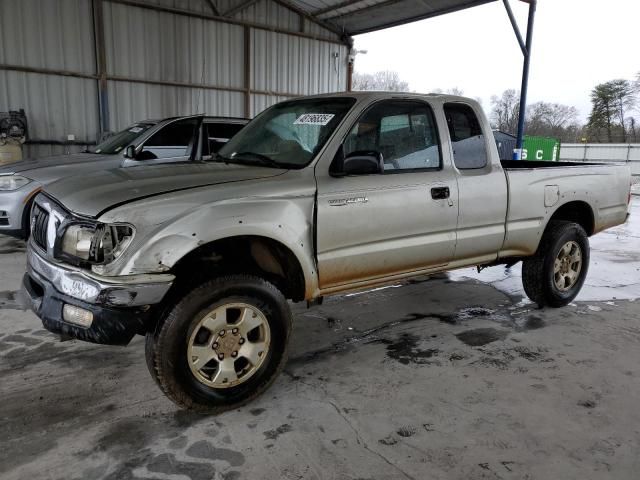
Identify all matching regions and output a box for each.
[328,196,368,206]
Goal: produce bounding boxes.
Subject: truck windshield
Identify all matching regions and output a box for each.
[88,123,155,155]
[218,97,356,169]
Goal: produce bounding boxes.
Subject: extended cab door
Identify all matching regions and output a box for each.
[443,103,508,264]
[316,99,459,290]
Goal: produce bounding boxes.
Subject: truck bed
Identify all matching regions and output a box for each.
[499,161,631,259]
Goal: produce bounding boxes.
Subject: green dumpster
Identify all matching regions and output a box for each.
[522,136,560,161]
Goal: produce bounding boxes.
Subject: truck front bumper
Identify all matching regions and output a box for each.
[23,246,174,345]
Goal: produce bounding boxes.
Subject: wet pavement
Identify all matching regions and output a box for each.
[0,198,638,480]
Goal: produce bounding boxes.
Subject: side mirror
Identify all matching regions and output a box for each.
[343,150,383,175]
[124,145,136,159]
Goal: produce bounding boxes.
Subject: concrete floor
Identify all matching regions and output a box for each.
[1,199,639,480]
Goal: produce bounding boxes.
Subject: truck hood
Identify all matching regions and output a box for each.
[44,162,287,217]
[0,153,120,184]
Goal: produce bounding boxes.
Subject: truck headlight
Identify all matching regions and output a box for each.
[0,175,31,191]
[61,224,95,260]
[60,223,134,265]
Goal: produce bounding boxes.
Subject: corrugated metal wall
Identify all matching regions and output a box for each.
[103,1,248,127]
[0,0,349,159]
[0,0,99,157]
[251,29,346,95]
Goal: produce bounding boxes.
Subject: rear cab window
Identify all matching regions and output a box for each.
[443,103,488,170]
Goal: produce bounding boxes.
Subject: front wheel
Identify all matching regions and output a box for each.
[522,221,590,307]
[146,274,292,413]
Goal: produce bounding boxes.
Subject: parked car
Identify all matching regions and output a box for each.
[22,92,632,412]
[0,115,247,238]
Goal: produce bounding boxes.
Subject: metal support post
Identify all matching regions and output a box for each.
[503,0,536,159]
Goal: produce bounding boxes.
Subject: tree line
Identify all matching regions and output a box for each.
[353,70,640,143]
[491,75,639,143]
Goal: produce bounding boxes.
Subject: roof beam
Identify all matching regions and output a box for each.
[502,0,527,55]
[222,0,261,17]
[203,0,220,15]
[107,0,348,45]
[271,0,348,39]
[312,0,370,18]
[319,0,404,20]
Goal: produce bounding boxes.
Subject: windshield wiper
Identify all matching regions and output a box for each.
[224,151,291,169]
[211,152,231,164]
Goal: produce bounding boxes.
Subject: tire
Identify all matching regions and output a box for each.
[146,274,292,413]
[522,221,589,308]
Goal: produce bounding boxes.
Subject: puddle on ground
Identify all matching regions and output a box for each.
[523,315,545,330]
[0,290,28,310]
[457,307,494,320]
[455,328,508,347]
[0,238,26,255]
[380,333,440,365]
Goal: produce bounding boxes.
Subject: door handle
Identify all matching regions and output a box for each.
[431,186,450,200]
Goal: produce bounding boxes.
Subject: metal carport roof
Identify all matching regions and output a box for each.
[289,0,497,36]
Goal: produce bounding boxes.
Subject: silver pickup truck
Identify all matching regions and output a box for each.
[23,92,632,412]
[0,115,246,238]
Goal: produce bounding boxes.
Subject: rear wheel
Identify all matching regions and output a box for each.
[146,274,292,413]
[522,221,589,307]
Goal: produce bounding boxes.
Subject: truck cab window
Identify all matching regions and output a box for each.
[344,100,441,172]
[140,118,198,160]
[444,103,488,169]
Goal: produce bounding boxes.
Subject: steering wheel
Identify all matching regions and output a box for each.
[380,145,400,170]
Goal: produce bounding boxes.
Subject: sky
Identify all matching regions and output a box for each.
[352,0,640,122]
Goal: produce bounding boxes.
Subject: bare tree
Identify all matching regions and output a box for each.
[353,71,410,92]
[526,102,578,138]
[490,89,520,134]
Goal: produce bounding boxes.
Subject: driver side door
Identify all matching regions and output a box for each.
[316,99,459,290]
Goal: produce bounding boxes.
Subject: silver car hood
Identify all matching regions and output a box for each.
[0,153,120,184]
[44,162,287,217]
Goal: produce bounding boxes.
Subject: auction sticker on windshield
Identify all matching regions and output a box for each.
[294,113,335,126]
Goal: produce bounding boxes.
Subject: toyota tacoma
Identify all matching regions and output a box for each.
[23,92,632,412]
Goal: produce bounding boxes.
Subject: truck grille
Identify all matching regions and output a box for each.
[31,204,49,250]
